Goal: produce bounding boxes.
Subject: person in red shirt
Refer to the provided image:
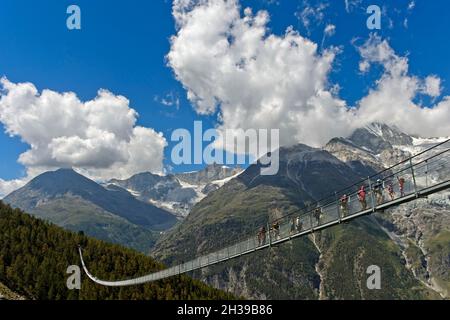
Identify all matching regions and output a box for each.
[387,182,395,200]
[397,176,405,197]
[357,186,367,210]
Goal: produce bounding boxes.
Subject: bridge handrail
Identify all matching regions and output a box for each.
[271,140,450,223]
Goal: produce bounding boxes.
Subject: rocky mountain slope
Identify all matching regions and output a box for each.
[154,123,449,299]
[325,122,450,298]
[3,169,177,253]
[109,164,243,217]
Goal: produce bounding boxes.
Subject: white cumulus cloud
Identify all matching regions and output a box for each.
[0,78,167,196]
[168,0,354,150]
[168,1,450,150]
[355,35,450,138]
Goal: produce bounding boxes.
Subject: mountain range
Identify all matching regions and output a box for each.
[109,163,243,217]
[2,164,243,253]
[3,168,177,253]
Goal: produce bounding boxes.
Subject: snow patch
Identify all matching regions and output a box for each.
[412,136,449,146]
[210,170,243,187]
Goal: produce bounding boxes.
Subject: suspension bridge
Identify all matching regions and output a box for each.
[79,139,450,287]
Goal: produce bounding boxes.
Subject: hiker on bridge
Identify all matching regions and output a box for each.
[397,176,405,197]
[313,207,322,225]
[373,179,384,205]
[340,194,349,218]
[357,185,367,210]
[271,220,280,240]
[296,216,303,232]
[258,226,266,246]
[387,181,395,200]
[290,217,297,235]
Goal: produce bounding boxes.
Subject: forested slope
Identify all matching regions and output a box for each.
[0,201,234,300]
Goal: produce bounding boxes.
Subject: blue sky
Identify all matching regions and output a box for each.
[0,0,449,188]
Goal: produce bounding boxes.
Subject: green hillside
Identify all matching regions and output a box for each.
[426,231,450,296]
[0,201,234,300]
[315,217,440,299]
[30,195,160,253]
